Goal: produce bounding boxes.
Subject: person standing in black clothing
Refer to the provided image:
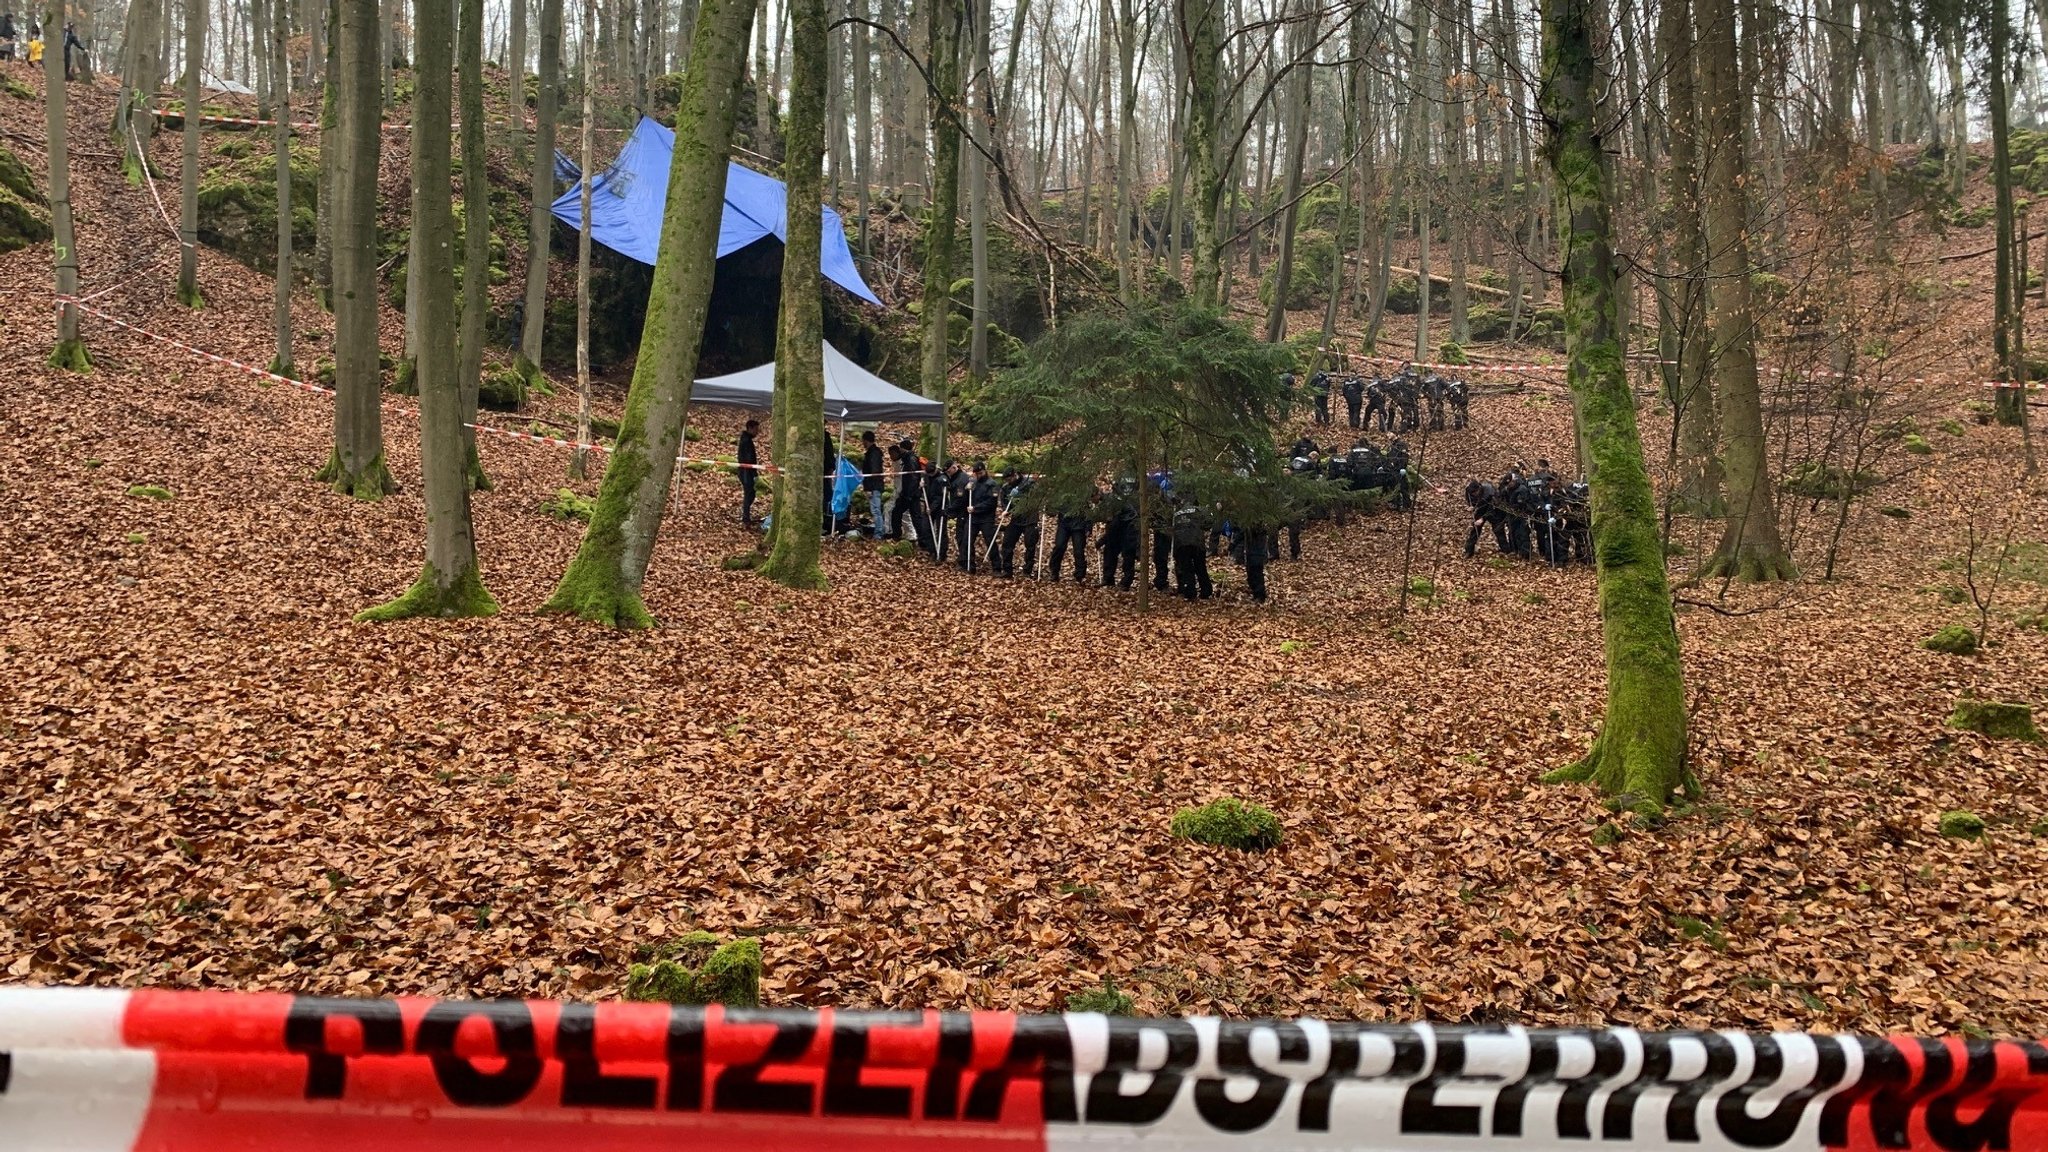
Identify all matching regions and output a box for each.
[1171,501,1214,600]
[736,419,761,528]
[1241,524,1273,602]
[887,438,933,550]
[963,461,999,572]
[0,13,17,59]
[996,470,1040,577]
[938,459,968,564]
[1049,486,1095,583]
[860,431,886,537]
[1099,482,1138,589]
[1341,375,1365,429]
[1309,371,1332,426]
[62,20,80,79]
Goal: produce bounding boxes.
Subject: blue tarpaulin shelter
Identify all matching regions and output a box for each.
[551,117,882,305]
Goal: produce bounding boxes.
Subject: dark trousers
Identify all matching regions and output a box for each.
[1345,397,1363,428]
[1466,514,1509,557]
[1050,520,1090,581]
[959,513,996,571]
[1101,526,1136,588]
[1286,521,1304,559]
[1152,532,1172,589]
[999,519,1040,576]
[1314,395,1331,425]
[890,487,933,552]
[1173,544,1212,599]
[1245,560,1268,602]
[1451,402,1468,429]
[1508,516,1531,558]
[739,470,758,525]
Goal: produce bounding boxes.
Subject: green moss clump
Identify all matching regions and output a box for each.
[1902,434,1934,456]
[624,931,761,1007]
[48,339,91,373]
[1783,461,1880,500]
[1436,341,1469,365]
[1066,977,1136,1015]
[390,356,418,395]
[877,540,919,560]
[0,139,52,256]
[479,365,528,411]
[1170,798,1282,851]
[1591,821,1625,846]
[126,484,175,500]
[1938,418,1968,436]
[720,550,764,570]
[1950,699,2042,742]
[1938,810,1986,840]
[1923,625,1979,656]
[541,488,594,522]
[2031,818,2048,837]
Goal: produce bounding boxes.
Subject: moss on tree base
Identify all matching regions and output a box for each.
[390,356,419,396]
[47,340,92,373]
[1542,726,1699,818]
[466,443,491,492]
[1950,699,2042,741]
[356,562,500,621]
[177,281,205,310]
[542,553,655,630]
[315,448,395,500]
[1700,545,1798,583]
[757,546,828,590]
[267,356,296,379]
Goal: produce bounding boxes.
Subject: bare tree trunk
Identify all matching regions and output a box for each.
[315,0,339,309]
[360,0,499,620]
[270,0,295,377]
[1658,0,1720,512]
[543,0,761,626]
[760,0,829,588]
[457,0,490,489]
[1410,0,1432,362]
[1698,0,1792,579]
[517,0,563,384]
[1536,0,1688,810]
[176,0,204,308]
[572,0,596,481]
[1441,3,1469,346]
[918,0,963,461]
[967,0,990,378]
[1263,0,1313,343]
[1178,0,1224,307]
[1112,0,1135,300]
[851,0,871,252]
[46,0,89,372]
[510,0,528,164]
[319,0,395,498]
[1943,24,1966,198]
[753,0,772,147]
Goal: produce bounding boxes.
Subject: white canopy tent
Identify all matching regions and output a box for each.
[691,342,943,423]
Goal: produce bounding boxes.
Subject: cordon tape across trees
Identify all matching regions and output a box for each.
[0,987,2043,1150]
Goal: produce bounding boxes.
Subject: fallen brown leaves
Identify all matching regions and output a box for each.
[1,71,2045,1039]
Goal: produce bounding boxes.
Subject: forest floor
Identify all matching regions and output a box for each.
[3,67,2047,1035]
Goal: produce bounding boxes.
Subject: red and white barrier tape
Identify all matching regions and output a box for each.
[466,422,610,455]
[59,297,335,397]
[0,986,2042,1152]
[188,112,319,130]
[1357,354,1566,375]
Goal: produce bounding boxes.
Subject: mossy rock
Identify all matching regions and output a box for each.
[126,484,175,500]
[479,365,528,411]
[1465,305,1509,341]
[1923,625,1978,656]
[1949,699,2042,741]
[3,74,32,100]
[623,933,762,1007]
[1065,977,1135,1015]
[194,149,320,272]
[0,140,52,256]
[540,488,593,522]
[1436,341,1469,365]
[1170,798,1282,851]
[1783,461,1880,500]
[1938,810,1987,840]
[1902,434,1934,455]
[1938,418,1968,436]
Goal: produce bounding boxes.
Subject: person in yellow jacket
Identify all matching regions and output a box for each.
[27,27,44,64]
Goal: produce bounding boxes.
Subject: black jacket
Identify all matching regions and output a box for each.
[862,444,885,491]
[737,431,757,469]
[943,470,971,515]
[968,476,1000,517]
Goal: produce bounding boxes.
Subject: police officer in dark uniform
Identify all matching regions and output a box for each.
[1341,374,1366,429]
[1464,478,1511,557]
[1147,472,1174,592]
[1363,376,1390,433]
[1447,378,1470,428]
[887,437,933,550]
[1099,479,1139,589]
[737,419,761,528]
[937,459,967,564]
[1309,371,1332,426]
[996,469,1041,577]
[1171,499,1214,599]
[962,461,999,572]
[1049,486,1095,583]
[1424,373,1447,431]
[1241,522,1274,602]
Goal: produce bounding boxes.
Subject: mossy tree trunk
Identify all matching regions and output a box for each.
[542,0,759,628]
[917,0,961,464]
[270,0,294,377]
[1696,0,1791,582]
[1178,0,1223,309]
[510,0,529,166]
[759,0,827,590]
[360,0,498,622]
[1262,0,1311,344]
[176,0,204,309]
[45,0,88,372]
[1535,0,1690,813]
[517,0,565,384]
[319,0,395,499]
[1656,0,1721,515]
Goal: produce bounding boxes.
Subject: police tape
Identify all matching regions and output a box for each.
[1356,354,1567,375]
[57,297,338,398]
[0,987,2042,1152]
[188,113,321,130]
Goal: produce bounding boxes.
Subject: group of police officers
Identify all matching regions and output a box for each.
[741,359,1591,601]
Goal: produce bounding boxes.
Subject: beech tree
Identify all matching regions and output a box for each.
[917,0,963,463]
[457,0,490,489]
[269,0,294,377]
[1536,0,1689,810]
[176,0,204,308]
[571,0,597,483]
[758,0,829,590]
[543,0,762,627]
[318,0,394,498]
[46,0,88,373]
[516,0,565,389]
[360,0,498,620]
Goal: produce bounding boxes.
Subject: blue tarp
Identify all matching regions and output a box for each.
[551,117,882,305]
[830,458,861,517]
